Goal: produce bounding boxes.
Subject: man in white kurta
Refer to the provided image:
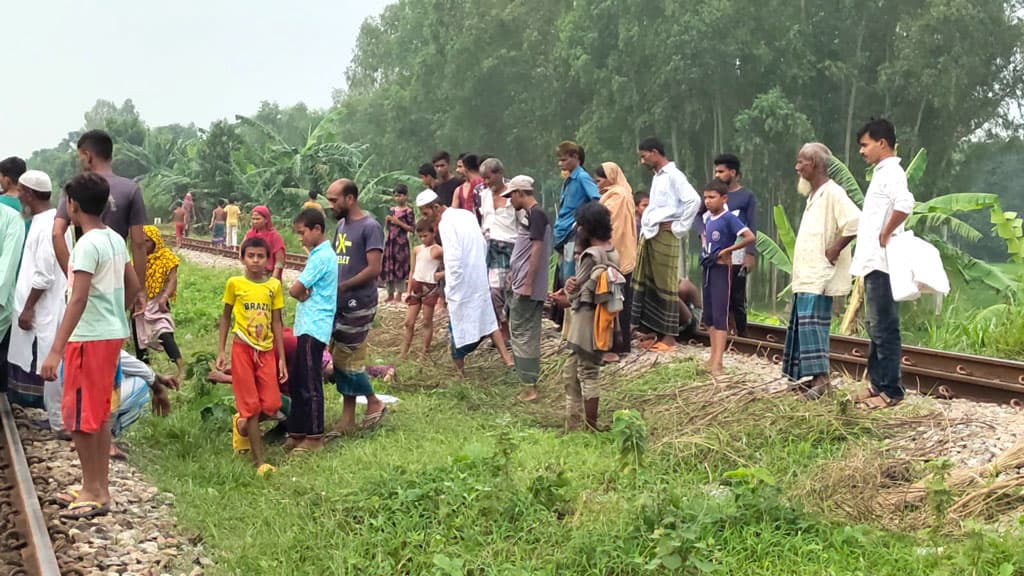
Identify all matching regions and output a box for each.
[8,171,66,410]
[416,190,513,375]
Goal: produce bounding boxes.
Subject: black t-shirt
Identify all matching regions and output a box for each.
[433,177,463,207]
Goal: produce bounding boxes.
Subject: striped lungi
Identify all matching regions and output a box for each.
[782,293,833,381]
[630,229,680,336]
[331,294,378,397]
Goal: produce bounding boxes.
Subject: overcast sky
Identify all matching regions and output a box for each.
[0,0,392,156]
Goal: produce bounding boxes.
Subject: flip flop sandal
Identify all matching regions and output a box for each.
[848,386,880,402]
[857,392,902,410]
[52,490,80,507]
[256,463,277,477]
[359,406,389,431]
[232,413,251,455]
[59,501,110,520]
[649,342,678,354]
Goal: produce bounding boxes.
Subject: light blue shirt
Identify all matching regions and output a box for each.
[294,241,339,344]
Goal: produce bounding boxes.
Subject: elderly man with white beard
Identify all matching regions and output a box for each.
[781,143,860,399]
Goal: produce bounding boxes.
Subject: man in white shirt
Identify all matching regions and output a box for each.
[479,157,518,338]
[849,119,915,409]
[631,137,701,353]
[8,171,69,410]
[417,190,513,376]
[782,145,860,400]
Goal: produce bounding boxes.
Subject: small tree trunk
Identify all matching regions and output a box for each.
[840,278,864,335]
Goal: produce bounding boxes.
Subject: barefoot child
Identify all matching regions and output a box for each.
[216,237,288,475]
[700,180,755,376]
[382,184,415,304]
[286,209,338,452]
[550,201,621,432]
[136,225,185,382]
[41,173,141,520]
[400,218,442,357]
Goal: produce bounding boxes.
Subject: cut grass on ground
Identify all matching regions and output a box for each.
[127,260,1024,575]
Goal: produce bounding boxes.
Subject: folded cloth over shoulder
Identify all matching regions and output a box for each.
[885,231,950,302]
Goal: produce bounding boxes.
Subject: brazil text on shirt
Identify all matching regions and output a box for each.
[242,302,271,312]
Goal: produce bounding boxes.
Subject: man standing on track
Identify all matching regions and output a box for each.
[225,198,241,248]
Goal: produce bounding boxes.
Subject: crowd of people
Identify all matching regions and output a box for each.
[0,117,918,520]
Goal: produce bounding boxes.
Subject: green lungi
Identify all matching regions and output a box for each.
[631,229,680,336]
[509,295,543,385]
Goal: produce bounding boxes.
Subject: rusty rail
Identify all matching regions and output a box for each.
[167,236,308,270]
[0,396,61,575]
[721,324,1024,405]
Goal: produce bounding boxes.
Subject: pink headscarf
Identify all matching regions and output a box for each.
[244,205,285,273]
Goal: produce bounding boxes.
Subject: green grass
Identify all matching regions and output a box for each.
[126,260,1024,575]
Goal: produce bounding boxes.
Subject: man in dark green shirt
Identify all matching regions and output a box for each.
[0,156,26,214]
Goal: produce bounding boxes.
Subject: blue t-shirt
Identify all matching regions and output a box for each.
[702,211,749,266]
[295,241,339,344]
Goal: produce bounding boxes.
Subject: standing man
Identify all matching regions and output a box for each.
[479,157,517,339]
[53,130,147,307]
[0,156,26,214]
[8,171,68,408]
[324,179,388,432]
[782,144,860,399]
[0,184,26,393]
[696,154,757,336]
[554,141,600,282]
[850,119,915,409]
[210,201,227,247]
[182,191,195,237]
[632,137,701,353]
[432,151,463,207]
[172,203,187,248]
[418,163,438,191]
[416,190,514,376]
[225,198,241,248]
[504,176,551,402]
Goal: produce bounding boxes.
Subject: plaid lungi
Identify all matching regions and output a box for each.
[630,229,680,336]
[782,293,833,381]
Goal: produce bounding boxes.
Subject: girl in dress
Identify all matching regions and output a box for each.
[382,185,415,303]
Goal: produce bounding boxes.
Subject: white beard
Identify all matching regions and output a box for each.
[797,177,812,197]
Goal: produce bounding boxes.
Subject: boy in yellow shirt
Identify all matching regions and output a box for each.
[216,237,288,475]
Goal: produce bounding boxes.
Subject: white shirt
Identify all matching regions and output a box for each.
[791,180,861,296]
[640,161,701,240]
[9,209,71,372]
[480,185,517,243]
[438,208,498,347]
[850,156,915,276]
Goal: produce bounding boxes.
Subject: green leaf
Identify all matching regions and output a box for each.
[906,212,982,243]
[773,205,796,259]
[826,156,864,206]
[660,553,683,570]
[755,233,792,276]
[905,148,928,189]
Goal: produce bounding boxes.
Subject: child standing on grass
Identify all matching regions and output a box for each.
[41,173,141,520]
[216,237,288,475]
[400,218,443,358]
[549,201,620,432]
[286,209,338,453]
[700,180,755,377]
[382,184,415,304]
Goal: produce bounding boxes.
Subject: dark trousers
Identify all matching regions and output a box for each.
[612,273,634,354]
[730,265,748,337]
[0,328,9,393]
[864,271,904,400]
[287,335,326,437]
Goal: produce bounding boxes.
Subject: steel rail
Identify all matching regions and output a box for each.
[0,396,61,575]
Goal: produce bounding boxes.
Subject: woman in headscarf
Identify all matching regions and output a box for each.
[136,225,185,381]
[595,162,637,362]
[243,205,287,281]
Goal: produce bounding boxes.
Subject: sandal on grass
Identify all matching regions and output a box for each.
[256,463,277,477]
[857,392,902,410]
[848,386,880,402]
[649,342,677,354]
[59,501,109,520]
[232,413,251,455]
[359,406,389,431]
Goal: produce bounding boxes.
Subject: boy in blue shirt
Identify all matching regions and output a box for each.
[286,208,338,452]
[700,180,755,377]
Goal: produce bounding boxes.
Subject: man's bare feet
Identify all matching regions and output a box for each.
[518,386,538,402]
[296,437,324,451]
[283,436,302,451]
[602,352,620,363]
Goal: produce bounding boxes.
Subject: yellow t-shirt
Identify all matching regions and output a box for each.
[223,276,284,351]
[224,204,241,226]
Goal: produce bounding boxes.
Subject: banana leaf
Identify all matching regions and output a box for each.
[827,156,864,207]
[773,205,796,259]
[905,148,928,189]
[756,232,791,275]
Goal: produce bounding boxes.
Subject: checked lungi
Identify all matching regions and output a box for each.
[782,293,833,381]
[331,294,378,397]
[630,229,680,336]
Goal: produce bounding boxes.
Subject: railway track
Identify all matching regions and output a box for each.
[171,236,1024,406]
[0,396,61,575]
